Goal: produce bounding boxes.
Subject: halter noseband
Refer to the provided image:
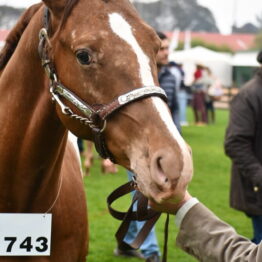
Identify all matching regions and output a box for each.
[38,8,167,161]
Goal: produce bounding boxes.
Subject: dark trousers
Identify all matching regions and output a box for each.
[251,215,262,244]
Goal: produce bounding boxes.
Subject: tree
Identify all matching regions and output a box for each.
[254,31,262,50]
[176,38,234,53]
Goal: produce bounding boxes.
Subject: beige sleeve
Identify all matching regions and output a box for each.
[176,203,262,262]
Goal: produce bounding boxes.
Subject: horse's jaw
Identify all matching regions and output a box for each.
[127,136,193,204]
[124,98,193,204]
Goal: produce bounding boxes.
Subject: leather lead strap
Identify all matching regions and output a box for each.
[43,7,50,32]
[129,212,161,249]
[162,214,169,262]
[107,181,169,262]
[92,127,114,161]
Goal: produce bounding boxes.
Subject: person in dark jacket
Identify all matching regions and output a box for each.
[224,50,262,244]
[156,31,181,133]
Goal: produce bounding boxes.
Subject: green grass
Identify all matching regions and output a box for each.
[83,108,252,261]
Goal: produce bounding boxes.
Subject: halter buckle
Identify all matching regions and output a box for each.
[42,60,57,82]
[50,87,73,115]
[39,28,51,48]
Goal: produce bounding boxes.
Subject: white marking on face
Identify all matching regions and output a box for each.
[108,14,192,177]
[71,30,76,40]
[108,13,154,86]
[68,132,83,176]
[151,97,193,174]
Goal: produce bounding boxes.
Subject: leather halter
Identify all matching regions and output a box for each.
[38,8,167,161]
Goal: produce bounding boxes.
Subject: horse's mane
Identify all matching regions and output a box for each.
[0,3,43,70]
[61,0,110,27]
[61,0,80,28]
[0,0,80,71]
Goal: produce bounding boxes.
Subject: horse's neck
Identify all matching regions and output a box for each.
[0,13,68,212]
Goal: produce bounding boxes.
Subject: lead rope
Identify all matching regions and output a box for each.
[163,214,170,262]
[107,181,169,262]
[44,170,64,215]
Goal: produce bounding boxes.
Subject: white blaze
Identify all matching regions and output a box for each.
[108,13,192,175]
[109,13,154,86]
[151,97,193,177]
[68,132,83,176]
[151,97,188,152]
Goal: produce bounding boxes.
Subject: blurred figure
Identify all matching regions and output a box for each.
[77,137,84,154]
[156,31,181,132]
[191,64,207,125]
[77,139,118,176]
[204,67,223,124]
[169,61,189,127]
[224,50,262,244]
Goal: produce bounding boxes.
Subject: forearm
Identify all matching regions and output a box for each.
[176,202,262,262]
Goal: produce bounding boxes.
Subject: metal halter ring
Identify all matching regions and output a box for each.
[39,28,51,47]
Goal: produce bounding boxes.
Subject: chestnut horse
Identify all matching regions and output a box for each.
[0,0,193,261]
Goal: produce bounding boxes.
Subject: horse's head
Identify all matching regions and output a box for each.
[41,0,193,203]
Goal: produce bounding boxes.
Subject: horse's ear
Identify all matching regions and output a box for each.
[41,0,66,18]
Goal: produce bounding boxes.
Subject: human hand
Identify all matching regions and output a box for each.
[149,191,192,214]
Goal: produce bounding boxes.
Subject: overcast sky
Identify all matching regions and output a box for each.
[198,0,261,34]
[0,0,261,34]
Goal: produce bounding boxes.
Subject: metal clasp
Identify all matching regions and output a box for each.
[39,28,51,47]
[50,87,73,115]
[131,175,138,188]
[42,60,57,82]
[89,120,107,133]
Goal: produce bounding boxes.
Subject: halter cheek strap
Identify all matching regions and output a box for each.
[50,83,166,161]
[38,8,167,161]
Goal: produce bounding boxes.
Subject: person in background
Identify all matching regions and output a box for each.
[169,61,189,127]
[77,138,84,155]
[203,67,215,124]
[191,64,207,125]
[224,50,262,244]
[156,31,181,133]
[77,139,117,176]
[204,67,223,124]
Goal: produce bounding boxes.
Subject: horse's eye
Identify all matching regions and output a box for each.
[76,50,92,65]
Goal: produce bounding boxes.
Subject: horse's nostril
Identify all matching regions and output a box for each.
[156,157,162,171]
[155,155,169,185]
[150,148,183,189]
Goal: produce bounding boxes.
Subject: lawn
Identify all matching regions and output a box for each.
[83,108,252,262]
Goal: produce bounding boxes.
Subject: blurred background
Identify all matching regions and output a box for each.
[1,1,261,261]
[0,0,261,107]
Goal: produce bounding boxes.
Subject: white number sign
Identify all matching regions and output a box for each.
[0,214,52,256]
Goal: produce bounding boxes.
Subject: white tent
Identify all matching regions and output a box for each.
[169,46,233,87]
[130,0,160,2]
[232,51,260,67]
